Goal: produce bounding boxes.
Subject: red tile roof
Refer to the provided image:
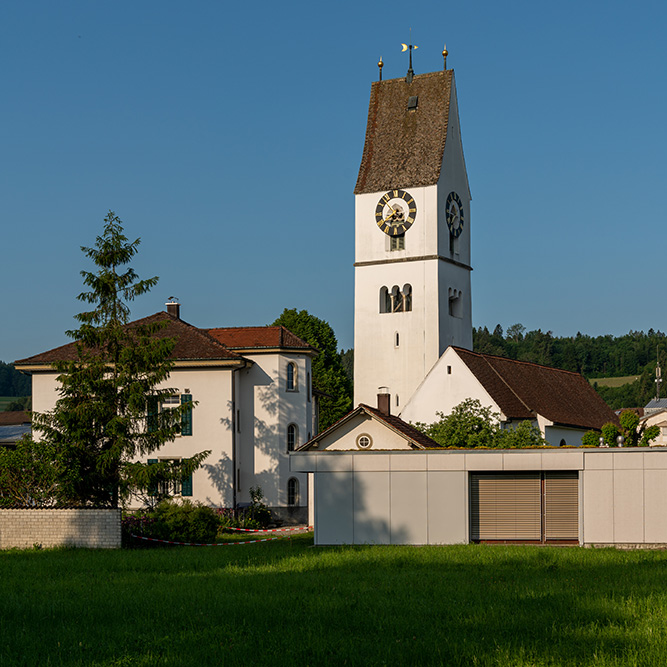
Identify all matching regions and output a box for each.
[355,70,453,195]
[454,347,618,430]
[15,313,244,366]
[207,326,316,352]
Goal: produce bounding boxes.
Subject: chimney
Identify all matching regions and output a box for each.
[377,387,391,416]
[166,298,180,319]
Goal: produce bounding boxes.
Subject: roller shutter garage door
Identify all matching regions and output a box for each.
[470,472,578,544]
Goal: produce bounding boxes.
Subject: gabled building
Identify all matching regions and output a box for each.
[15,303,316,521]
[298,401,440,452]
[400,346,618,446]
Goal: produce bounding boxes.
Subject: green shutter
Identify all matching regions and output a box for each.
[147,397,158,433]
[181,394,193,436]
[147,459,158,496]
[181,471,193,497]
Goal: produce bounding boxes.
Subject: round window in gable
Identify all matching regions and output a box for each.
[357,434,372,450]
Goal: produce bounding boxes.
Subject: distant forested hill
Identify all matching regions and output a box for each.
[474,325,667,410]
[0,361,31,397]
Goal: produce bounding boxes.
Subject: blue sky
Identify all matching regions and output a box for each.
[2,1,666,363]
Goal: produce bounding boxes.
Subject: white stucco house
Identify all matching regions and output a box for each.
[400,346,617,446]
[15,302,317,522]
[640,409,667,447]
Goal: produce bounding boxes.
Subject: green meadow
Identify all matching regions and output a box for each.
[2,535,667,666]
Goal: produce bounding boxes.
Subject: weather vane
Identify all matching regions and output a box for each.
[401,29,418,83]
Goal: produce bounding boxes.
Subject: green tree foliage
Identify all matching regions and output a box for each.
[0,361,31,396]
[340,348,354,384]
[0,436,57,507]
[31,211,209,507]
[618,410,660,447]
[271,308,353,431]
[5,396,31,412]
[581,430,600,447]
[601,423,621,447]
[413,399,547,449]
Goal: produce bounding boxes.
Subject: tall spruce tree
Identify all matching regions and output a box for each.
[32,211,207,507]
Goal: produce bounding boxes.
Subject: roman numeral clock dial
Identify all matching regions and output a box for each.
[375,189,417,235]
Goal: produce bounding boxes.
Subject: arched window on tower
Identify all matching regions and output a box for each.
[403,284,412,312]
[287,423,298,451]
[391,285,403,313]
[379,286,390,313]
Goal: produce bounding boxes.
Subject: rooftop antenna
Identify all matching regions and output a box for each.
[378,56,383,81]
[656,346,662,401]
[401,29,418,83]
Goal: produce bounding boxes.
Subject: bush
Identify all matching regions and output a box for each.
[147,499,219,543]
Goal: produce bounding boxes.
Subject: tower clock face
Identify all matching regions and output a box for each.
[445,191,464,237]
[375,189,417,236]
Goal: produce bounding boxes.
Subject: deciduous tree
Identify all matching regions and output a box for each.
[271,308,353,431]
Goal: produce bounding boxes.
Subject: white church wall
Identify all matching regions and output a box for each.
[436,76,471,266]
[400,347,499,427]
[354,260,441,412]
[544,425,585,447]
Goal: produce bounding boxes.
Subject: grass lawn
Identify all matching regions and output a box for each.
[2,536,667,666]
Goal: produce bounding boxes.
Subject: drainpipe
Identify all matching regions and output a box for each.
[232,368,238,512]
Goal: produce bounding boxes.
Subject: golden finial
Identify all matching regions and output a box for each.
[442,44,448,70]
[378,56,384,81]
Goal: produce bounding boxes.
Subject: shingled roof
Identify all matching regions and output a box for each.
[207,326,316,353]
[15,313,245,368]
[355,70,453,194]
[454,347,618,430]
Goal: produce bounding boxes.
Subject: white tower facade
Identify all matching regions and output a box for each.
[353,68,473,413]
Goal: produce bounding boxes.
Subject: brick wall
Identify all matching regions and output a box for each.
[0,509,121,549]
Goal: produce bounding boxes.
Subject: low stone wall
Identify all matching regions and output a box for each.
[0,509,121,549]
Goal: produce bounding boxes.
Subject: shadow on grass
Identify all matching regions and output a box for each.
[2,542,667,665]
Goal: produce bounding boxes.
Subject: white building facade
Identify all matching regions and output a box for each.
[17,307,316,522]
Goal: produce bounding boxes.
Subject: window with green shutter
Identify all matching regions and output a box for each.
[181,394,193,436]
[181,471,193,496]
[147,397,158,433]
[147,458,158,496]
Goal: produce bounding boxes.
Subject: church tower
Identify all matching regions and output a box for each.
[353,51,473,413]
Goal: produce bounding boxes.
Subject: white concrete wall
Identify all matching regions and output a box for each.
[292,448,667,546]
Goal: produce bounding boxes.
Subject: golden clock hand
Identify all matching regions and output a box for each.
[383,204,400,223]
